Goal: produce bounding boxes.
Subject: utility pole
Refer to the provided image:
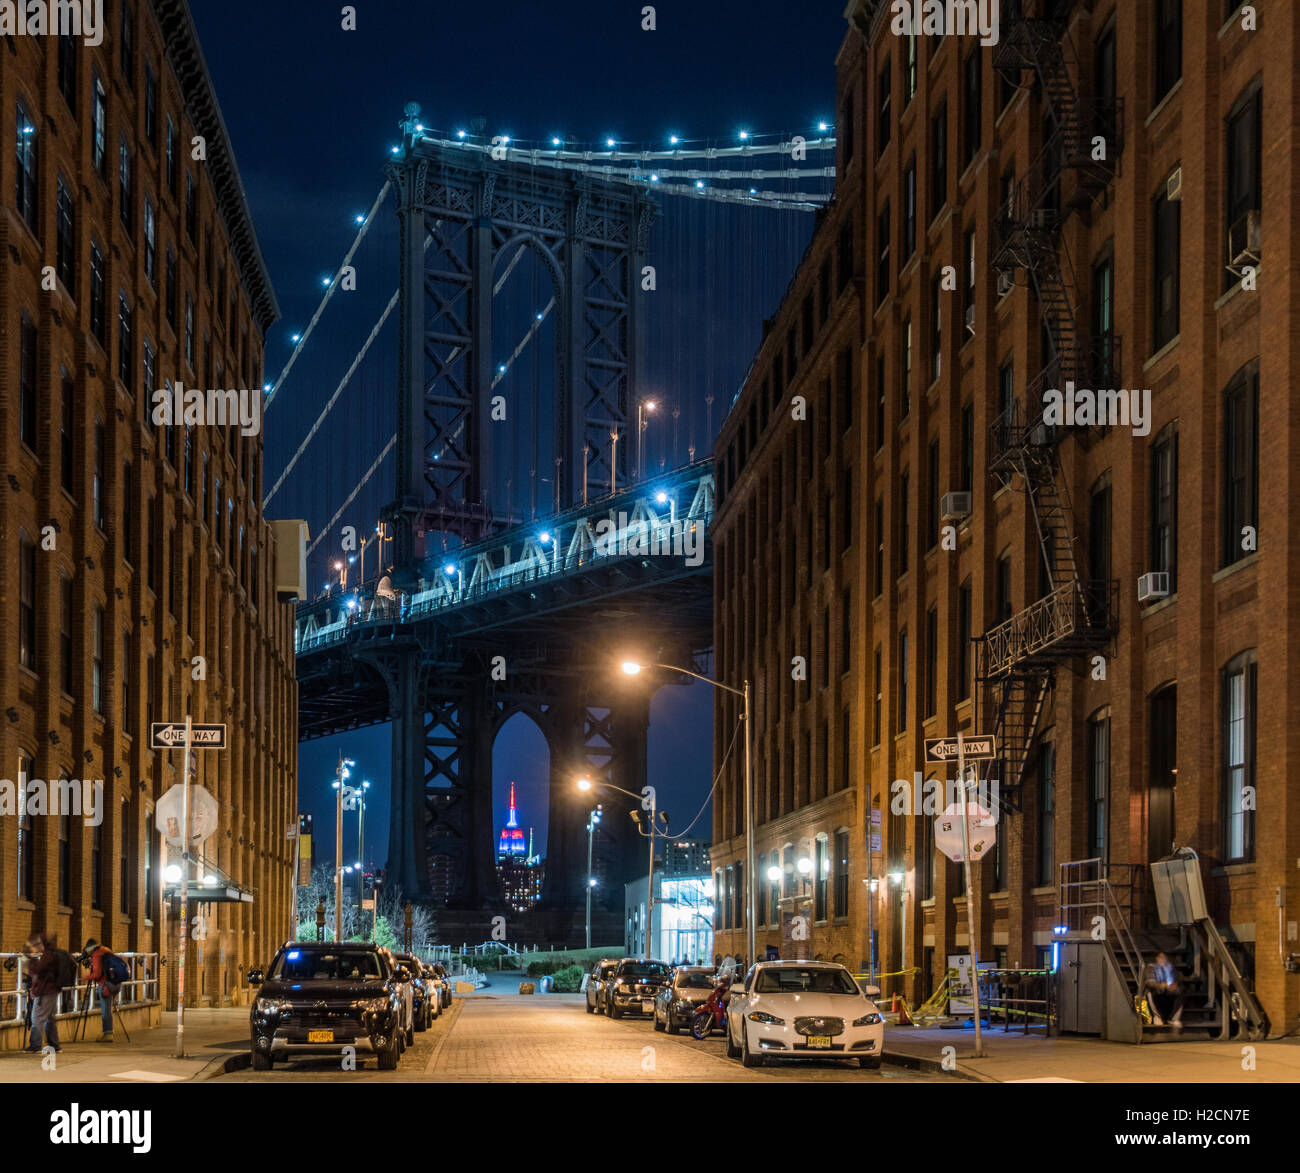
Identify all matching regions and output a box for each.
[174,717,194,1058]
[957,732,984,1058]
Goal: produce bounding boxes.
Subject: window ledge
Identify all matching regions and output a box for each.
[1215,275,1258,312]
[988,890,1010,902]
[17,901,36,912]
[1143,334,1180,373]
[1145,78,1183,128]
[1212,553,1258,584]
[1210,863,1255,877]
[1030,885,1056,897]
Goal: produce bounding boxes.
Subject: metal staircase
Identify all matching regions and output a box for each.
[975,1,1124,811]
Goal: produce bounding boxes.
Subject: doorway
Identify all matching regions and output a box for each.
[1148,685,1177,864]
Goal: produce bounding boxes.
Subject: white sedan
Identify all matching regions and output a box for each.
[725,961,885,1070]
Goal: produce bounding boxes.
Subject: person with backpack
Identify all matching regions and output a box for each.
[24,933,64,1054]
[83,939,127,1042]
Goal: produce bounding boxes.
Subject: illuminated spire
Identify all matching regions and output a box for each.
[506,781,519,828]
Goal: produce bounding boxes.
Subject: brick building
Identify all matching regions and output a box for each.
[0,0,299,1009]
[710,0,1297,1037]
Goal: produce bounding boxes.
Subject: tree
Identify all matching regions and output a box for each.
[295,863,436,949]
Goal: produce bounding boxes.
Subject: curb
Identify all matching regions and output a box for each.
[882,1047,990,1083]
[197,1048,250,1080]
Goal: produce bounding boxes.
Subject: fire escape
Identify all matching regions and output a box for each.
[975,1,1123,811]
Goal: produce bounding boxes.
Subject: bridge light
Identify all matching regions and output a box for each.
[498,363,507,373]
[539,531,551,544]
[650,174,659,182]
[695,181,704,189]
[291,333,301,343]
[576,776,593,791]
[738,130,749,140]
[444,564,457,576]
[536,312,544,321]
[501,135,510,144]
[551,137,561,146]
[606,137,616,148]
[321,276,332,287]
[655,491,668,505]
[355,214,366,224]
[263,383,272,393]
[415,124,424,132]
[818,121,829,132]
[621,661,643,676]
[669,135,679,144]
[456,129,466,139]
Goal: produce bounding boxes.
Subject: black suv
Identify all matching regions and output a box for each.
[605,958,671,1019]
[248,942,404,1071]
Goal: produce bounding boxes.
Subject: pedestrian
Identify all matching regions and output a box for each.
[83,938,124,1042]
[24,933,63,1054]
[375,570,397,618]
[1144,951,1184,1028]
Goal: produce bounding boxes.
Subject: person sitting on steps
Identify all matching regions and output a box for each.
[1144,951,1184,1028]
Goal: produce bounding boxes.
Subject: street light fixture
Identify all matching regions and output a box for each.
[332,755,356,941]
[619,657,756,967]
[636,399,657,480]
[585,803,603,949]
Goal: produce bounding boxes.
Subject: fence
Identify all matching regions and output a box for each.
[1,952,160,1026]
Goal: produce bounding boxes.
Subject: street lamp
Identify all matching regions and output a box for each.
[620,657,756,967]
[890,869,908,989]
[577,776,666,961]
[585,804,602,949]
[332,754,356,941]
[355,779,371,930]
[636,399,657,480]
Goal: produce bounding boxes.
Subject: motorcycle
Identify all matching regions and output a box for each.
[690,977,730,1040]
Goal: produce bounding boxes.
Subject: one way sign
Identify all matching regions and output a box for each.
[924,735,996,763]
[150,722,227,749]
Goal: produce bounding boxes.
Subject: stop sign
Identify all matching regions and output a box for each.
[934,802,997,862]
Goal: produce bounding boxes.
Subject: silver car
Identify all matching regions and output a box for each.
[654,966,719,1035]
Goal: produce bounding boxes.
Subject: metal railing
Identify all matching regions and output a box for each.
[1059,859,1145,993]
[977,579,1116,679]
[1,951,160,1027]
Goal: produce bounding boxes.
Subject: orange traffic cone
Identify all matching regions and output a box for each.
[891,992,913,1025]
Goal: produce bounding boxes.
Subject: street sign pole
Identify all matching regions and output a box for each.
[175,715,193,1058]
[956,732,984,1058]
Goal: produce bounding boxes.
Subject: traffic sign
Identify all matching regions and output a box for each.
[156,783,220,846]
[151,722,227,749]
[933,802,997,862]
[924,734,996,762]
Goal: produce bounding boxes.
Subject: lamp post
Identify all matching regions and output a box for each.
[636,399,657,480]
[356,779,371,921]
[621,658,755,967]
[578,776,665,961]
[890,869,908,991]
[332,754,355,941]
[585,805,603,949]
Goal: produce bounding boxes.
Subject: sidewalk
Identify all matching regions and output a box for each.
[0,1009,249,1083]
[884,1023,1300,1083]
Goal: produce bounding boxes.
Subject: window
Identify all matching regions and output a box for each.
[757,854,768,927]
[185,292,195,367]
[92,604,105,714]
[91,818,103,909]
[93,424,105,529]
[1036,741,1056,886]
[1225,84,1262,290]
[875,355,886,451]
[822,608,831,688]
[144,61,157,144]
[1222,365,1258,567]
[118,292,133,389]
[90,239,106,343]
[926,438,940,549]
[877,56,892,155]
[19,532,37,672]
[904,22,918,105]
[902,317,913,417]
[144,196,157,285]
[1222,651,1257,862]
[897,630,909,732]
[1151,423,1178,590]
[874,497,884,594]
[995,552,1012,623]
[963,48,982,168]
[814,837,828,921]
[120,801,131,914]
[15,99,38,233]
[1154,0,1182,104]
[166,247,177,326]
[119,135,133,234]
[58,33,78,112]
[1153,181,1181,349]
[957,580,972,700]
[185,171,197,241]
[930,272,943,382]
[19,312,37,451]
[184,427,194,495]
[930,101,947,217]
[840,93,856,164]
[1087,712,1110,863]
[924,605,938,719]
[1092,250,1115,385]
[61,374,75,492]
[121,629,131,731]
[897,469,911,578]
[873,646,883,745]
[92,70,107,176]
[122,462,133,563]
[841,589,851,676]
[903,157,917,260]
[120,0,135,85]
[59,812,72,906]
[838,217,854,293]
[16,754,34,900]
[834,830,850,916]
[998,357,1014,435]
[963,227,976,335]
[60,576,73,694]
[56,177,76,293]
[1095,21,1117,143]
[876,203,891,306]
[166,117,177,195]
[143,339,156,419]
[1089,477,1112,587]
[960,402,974,492]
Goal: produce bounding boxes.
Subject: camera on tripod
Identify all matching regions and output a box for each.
[72,949,92,968]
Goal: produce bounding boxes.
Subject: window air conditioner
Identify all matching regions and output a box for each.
[1227,209,1262,274]
[1137,571,1170,603]
[940,491,972,522]
[1166,166,1183,202]
[997,272,1014,297]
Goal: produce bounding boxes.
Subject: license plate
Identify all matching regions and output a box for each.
[642,1000,655,1013]
[306,1030,334,1043]
[807,1035,831,1049]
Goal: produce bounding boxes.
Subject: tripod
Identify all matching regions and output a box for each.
[72,979,132,1044]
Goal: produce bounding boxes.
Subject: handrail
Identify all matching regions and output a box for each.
[1,951,161,1026]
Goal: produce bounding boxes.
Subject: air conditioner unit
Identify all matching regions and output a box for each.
[1166,166,1183,202]
[964,303,976,335]
[940,491,972,521]
[1137,571,1170,603]
[1227,208,1262,273]
[997,272,1014,297]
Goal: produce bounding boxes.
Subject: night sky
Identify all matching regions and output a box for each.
[189,1,847,870]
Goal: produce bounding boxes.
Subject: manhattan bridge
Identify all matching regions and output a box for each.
[265,104,836,939]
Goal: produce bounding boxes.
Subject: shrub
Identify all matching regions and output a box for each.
[550,964,586,993]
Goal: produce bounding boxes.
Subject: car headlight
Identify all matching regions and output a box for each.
[748,1011,785,1025]
[617,984,633,994]
[853,1012,883,1026]
[254,996,288,1014]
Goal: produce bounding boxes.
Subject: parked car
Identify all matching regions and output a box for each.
[392,952,437,1029]
[430,962,453,1009]
[247,942,404,1071]
[654,966,719,1034]
[378,947,416,1047]
[723,961,884,1069]
[604,958,672,1019]
[586,959,619,1015]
